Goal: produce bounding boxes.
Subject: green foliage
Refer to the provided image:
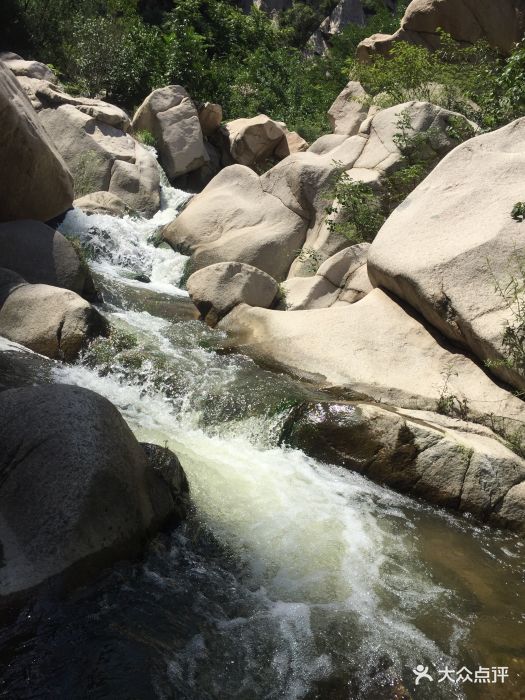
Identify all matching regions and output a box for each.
[326,171,385,243]
[488,254,525,377]
[295,247,325,274]
[436,365,470,420]
[135,129,157,148]
[511,202,525,223]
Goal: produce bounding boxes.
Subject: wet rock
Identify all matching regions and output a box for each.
[0,384,190,607]
[141,443,190,524]
[281,401,525,530]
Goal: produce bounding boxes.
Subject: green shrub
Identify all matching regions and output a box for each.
[325,171,385,243]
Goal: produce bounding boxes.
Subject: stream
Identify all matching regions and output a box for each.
[0,180,523,700]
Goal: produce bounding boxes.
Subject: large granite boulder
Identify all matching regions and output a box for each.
[368,117,525,393]
[219,288,525,428]
[163,165,307,281]
[0,220,94,298]
[39,104,160,216]
[0,268,106,361]
[0,62,74,222]
[357,0,525,61]
[282,401,525,531]
[222,115,287,168]
[0,51,57,83]
[0,384,189,606]
[187,261,279,326]
[131,85,209,181]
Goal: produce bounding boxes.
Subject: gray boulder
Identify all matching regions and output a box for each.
[187,261,279,326]
[0,384,189,604]
[0,220,94,298]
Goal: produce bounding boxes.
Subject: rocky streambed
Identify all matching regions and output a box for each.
[0,198,523,699]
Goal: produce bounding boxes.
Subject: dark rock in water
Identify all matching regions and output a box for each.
[133,272,151,283]
[141,442,190,524]
[0,384,189,611]
[0,338,56,390]
[0,219,97,301]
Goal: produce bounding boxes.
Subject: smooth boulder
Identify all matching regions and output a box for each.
[219,288,525,428]
[0,384,189,603]
[0,62,73,222]
[0,268,106,361]
[368,117,525,393]
[222,115,287,168]
[132,85,209,180]
[187,262,279,326]
[163,165,307,281]
[328,80,369,136]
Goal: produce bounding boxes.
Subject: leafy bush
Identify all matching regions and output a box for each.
[326,171,385,244]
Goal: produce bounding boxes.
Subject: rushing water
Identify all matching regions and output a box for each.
[1,182,523,700]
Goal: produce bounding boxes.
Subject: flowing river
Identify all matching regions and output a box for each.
[0,181,523,700]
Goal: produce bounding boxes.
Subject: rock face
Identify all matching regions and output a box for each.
[0,51,57,83]
[222,115,287,168]
[187,262,279,326]
[166,101,473,281]
[198,102,223,137]
[219,288,525,428]
[163,165,307,281]
[0,384,189,603]
[39,104,160,216]
[0,220,94,298]
[283,244,371,309]
[309,0,366,55]
[368,117,525,393]
[131,85,209,181]
[73,191,129,217]
[0,62,74,222]
[328,81,369,136]
[0,268,106,361]
[282,401,525,531]
[357,0,525,61]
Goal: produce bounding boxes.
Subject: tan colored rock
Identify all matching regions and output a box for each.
[328,80,369,136]
[283,244,371,309]
[187,262,278,326]
[132,85,209,180]
[223,115,287,167]
[0,269,106,361]
[39,104,160,216]
[357,0,525,61]
[163,165,307,281]
[74,191,129,217]
[0,63,74,222]
[368,117,525,394]
[219,288,525,428]
[0,220,92,297]
[307,134,348,155]
[0,52,57,83]
[198,102,223,137]
[274,128,309,160]
[283,401,525,531]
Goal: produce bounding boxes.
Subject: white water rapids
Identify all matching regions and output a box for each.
[41,181,524,700]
